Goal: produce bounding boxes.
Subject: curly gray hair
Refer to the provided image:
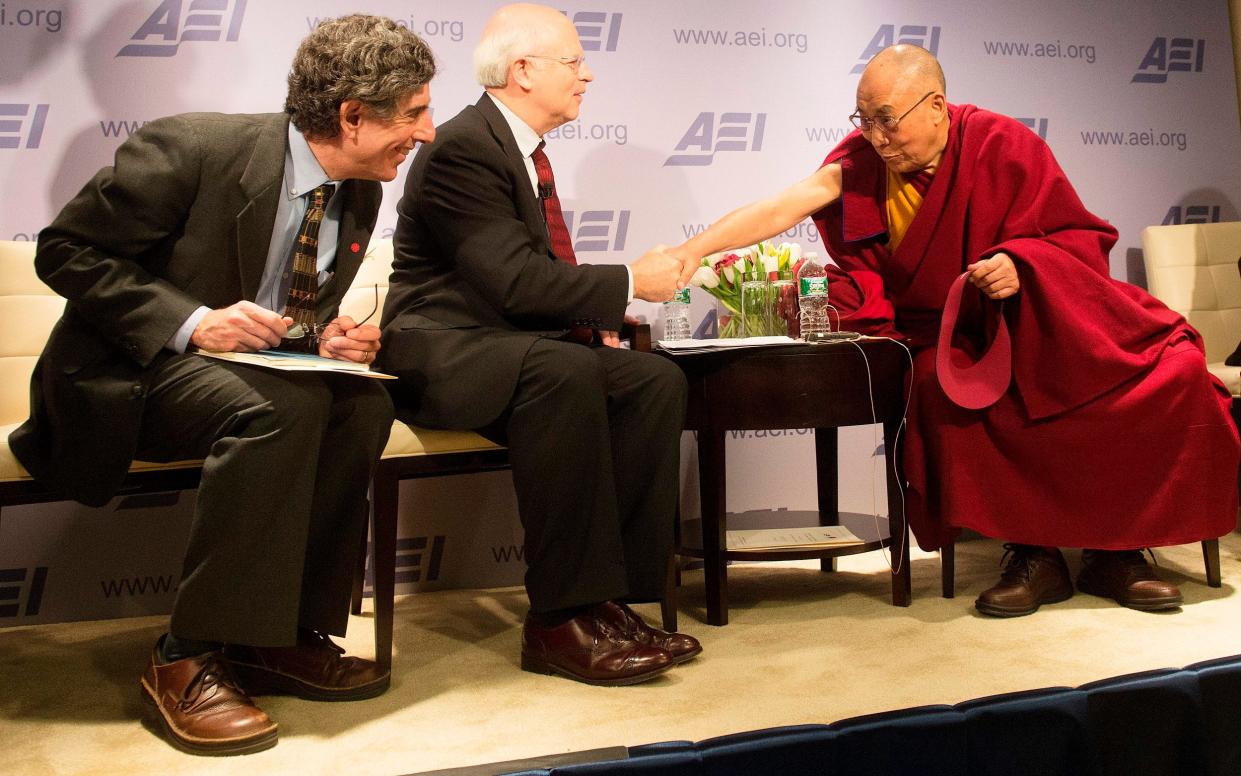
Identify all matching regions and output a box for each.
[285,14,437,139]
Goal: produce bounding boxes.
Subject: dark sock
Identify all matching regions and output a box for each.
[527,604,591,627]
[160,632,223,664]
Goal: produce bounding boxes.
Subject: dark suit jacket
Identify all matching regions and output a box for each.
[10,112,381,506]
[379,95,628,429]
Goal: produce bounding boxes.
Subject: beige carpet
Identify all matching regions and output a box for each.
[3,533,1240,775]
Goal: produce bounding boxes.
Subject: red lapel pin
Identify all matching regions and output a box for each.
[350,242,361,253]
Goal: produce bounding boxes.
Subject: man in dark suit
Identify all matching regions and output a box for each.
[380,3,701,687]
[9,15,437,755]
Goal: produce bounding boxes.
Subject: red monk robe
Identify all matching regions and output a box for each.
[811,103,1238,552]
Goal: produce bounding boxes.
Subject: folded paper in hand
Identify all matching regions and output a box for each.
[195,349,396,379]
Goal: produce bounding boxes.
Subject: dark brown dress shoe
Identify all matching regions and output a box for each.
[140,641,278,756]
[1077,549,1183,611]
[521,608,673,686]
[225,631,389,701]
[975,544,1074,617]
[598,601,702,664]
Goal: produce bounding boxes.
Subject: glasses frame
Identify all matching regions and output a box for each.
[522,53,587,73]
[281,283,380,351]
[848,91,937,135]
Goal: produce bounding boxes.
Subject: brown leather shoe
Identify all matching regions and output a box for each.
[225,631,389,701]
[1077,549,1183,611]
[521,607,673,686]
[598,601,702,664]
[975,544,1074,617]
[140,640,278,756]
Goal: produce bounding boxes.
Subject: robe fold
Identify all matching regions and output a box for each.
[811,103,1238,551]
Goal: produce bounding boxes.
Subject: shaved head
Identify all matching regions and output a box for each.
[853,44,950,175]
[860,44,946,97]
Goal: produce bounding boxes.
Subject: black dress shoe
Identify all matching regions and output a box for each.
[521,608,673,686]
[597,601,702,664]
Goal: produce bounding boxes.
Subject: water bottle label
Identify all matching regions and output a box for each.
[799,277,828,296]
[672,287,691,304]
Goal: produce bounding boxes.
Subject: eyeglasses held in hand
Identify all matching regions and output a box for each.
[280,283,379,351]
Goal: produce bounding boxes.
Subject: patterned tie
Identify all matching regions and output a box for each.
[281,183,333,349]
[530,142,577,266]
[531,143,593,343]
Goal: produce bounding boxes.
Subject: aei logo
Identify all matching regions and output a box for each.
[563,210,630,252]
[1015,117,1049,140]
[117,0,246,58]
[1161,205,1220,225]
[852,25,941,74]
[0,566,47,617]
[664,112,766,167]
[1132,38,1205,83]
[569,11,622,52]
[0,103,49,149]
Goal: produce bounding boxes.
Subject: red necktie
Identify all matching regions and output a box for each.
[531,142,577,266]
[531,142,593,343]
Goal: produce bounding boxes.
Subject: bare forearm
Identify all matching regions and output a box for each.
[678,197,795,260]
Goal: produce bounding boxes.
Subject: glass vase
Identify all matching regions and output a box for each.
[716,297,743,338]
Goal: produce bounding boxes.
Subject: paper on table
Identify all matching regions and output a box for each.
[657,335,800,350]
[726,525,863,551]
[195,349,397,379]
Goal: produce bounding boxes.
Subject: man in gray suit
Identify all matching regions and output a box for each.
[9,15,436,755]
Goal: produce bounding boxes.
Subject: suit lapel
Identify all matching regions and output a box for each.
[317,179,381,320]
[474,95,547,243]
[236,115,287,304]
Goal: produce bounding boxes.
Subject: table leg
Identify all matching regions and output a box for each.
[698,427,729,625]
[884,418,911,607]
[814,427,839,573]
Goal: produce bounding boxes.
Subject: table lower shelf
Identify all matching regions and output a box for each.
[677,509,894,562]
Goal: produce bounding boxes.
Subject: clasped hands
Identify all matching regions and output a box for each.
[594,244,703,349]
[190,300,380,364]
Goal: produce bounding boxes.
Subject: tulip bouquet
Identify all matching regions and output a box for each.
[690,241,805,338]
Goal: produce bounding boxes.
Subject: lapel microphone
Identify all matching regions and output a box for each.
[538,182,554,200]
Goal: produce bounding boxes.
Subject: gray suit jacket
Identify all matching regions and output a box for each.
[10,112,381,506]
[379,95,628,429]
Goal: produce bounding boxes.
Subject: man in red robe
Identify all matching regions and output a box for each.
[672,44,1238,617]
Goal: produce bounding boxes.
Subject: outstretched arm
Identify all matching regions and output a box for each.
[671,163,843,285]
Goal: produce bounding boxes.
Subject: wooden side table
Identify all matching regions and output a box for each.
[662,339,911,626]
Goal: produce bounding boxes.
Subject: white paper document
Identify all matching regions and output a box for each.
[726,525,863,551]
[657,335,800,351]
[195,349,397,379]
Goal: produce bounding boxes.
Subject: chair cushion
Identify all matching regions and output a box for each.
[0,421,202,484]
[1208,362,1240,397]
[381,422,503,459]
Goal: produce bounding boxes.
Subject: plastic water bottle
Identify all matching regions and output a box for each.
[798,252,830,341]
[662,287,692,341]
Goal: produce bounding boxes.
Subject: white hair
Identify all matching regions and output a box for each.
[473,18,544,87]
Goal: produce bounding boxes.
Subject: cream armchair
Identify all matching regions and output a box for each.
[1140,221,1241,400]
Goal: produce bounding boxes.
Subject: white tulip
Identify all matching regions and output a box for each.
[691,265,719,288]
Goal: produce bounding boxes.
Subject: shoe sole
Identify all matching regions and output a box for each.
[975,586,1075,618]
[1076,580,1183,611]
[520,653,674,686]
[228,661,391,702]
[669,646,703,665]
[139,680,278,756]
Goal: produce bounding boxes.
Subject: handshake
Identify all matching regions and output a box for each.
[629,245,698,303]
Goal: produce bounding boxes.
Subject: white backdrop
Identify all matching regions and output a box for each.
[1,0,1238,624]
